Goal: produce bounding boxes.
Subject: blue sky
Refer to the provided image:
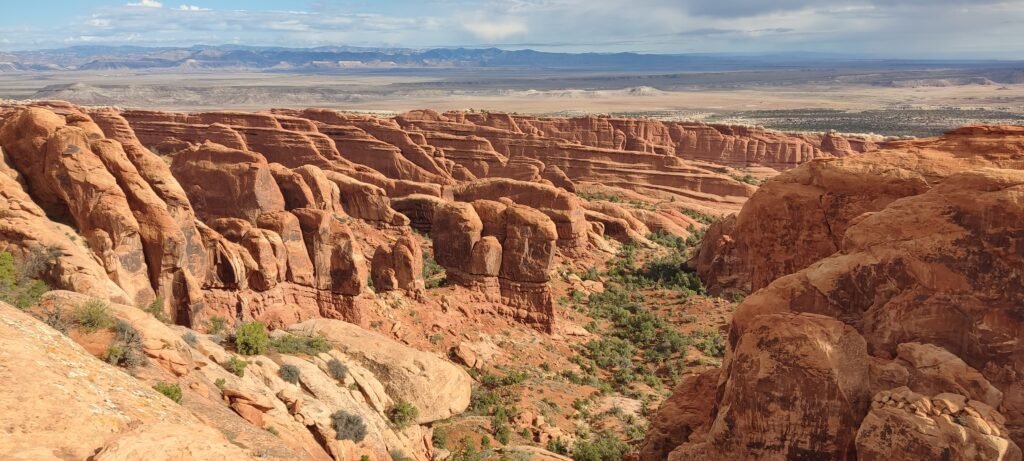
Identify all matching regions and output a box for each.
[2,0,1023,57]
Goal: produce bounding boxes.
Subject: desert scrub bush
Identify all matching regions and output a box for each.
[331,410,368,442]
[388,400,419,428]
[222,355,248,377]
[449,437,484,461]
[74,299,115,332]
[270,334,330,355]
[571,434,629,461]
[422,252,446,289]
[42,307,72,334]
[234,321,269,355]
[153,382,182,403]
[432,426,449,449]
[207,315,227,335]
[326,358,348,381]
[278,364,301,384]
[547,437,570,455]
[144,297,169,323]
[182,331,198,347]
[0,249,53,309]
[390,450,413,461]
[106,320,147,369]
[692,329,726,358]
[492,405,511,444]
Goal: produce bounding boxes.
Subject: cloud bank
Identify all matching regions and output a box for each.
[0,0,1021,58]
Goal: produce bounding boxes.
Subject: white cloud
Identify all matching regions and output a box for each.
[178,5,207,11]
[462,17,528,41]
[127,0,163,8]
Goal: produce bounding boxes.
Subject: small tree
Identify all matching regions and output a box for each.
[234,321,268,355]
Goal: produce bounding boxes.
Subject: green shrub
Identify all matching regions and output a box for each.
[388,400,419,428]
[547,437,570,455]
[0,250,52,309]
[153,382,182,403]
[449,437,484,461]
[270,334,330,355]
[208,316,227,335]
[422,252,446,289]
[492,405,511,444]
[692,329,726,358]
[145,297,169,323]
[571,435,629,461]
[390,450,413,461]
[214,378,227,390]
[331,410,368,442]
[266,426,280,437]
[222,356,248,377]
[74,299,115,332]
[278,364,301,384]
[234,321,269,355]
[432,426,449,449]
[327,358,348,381]
[106,320,147,369]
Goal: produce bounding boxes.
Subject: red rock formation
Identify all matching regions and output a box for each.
[171,141,287,223]
[371,235,424,294]
[658,166,1024,459]
[694,125,1024,296]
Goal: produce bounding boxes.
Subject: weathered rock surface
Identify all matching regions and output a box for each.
[658,165,1024,459]
[857,388,1021,461]
[288,318,473,423]
[695,126,1024,295]
[0,301,255,460]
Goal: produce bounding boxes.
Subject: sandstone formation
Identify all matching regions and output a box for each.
[695,125,1024,295]
[0,300,256,460]
[654,149,1024,458]
[288,318,473,423]
[7,100,1022,461]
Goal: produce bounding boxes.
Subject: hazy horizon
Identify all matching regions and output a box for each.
[2,1,1024,59]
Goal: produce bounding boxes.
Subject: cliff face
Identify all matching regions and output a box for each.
[3,102,826,336]
[648,127,1024,460]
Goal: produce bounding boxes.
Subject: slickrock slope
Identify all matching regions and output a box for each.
[649,132,1024,460]
[0,299,257,460]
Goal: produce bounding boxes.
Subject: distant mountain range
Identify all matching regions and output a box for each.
[3,45,1024,73]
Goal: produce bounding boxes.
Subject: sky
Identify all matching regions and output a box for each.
[1,0,1023,58]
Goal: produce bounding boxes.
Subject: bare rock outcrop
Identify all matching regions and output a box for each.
[857,388,1021,461]
[371,235,425,293]
[659,167,1024,459]
[288,318,473,423]
[0,300,255,460]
